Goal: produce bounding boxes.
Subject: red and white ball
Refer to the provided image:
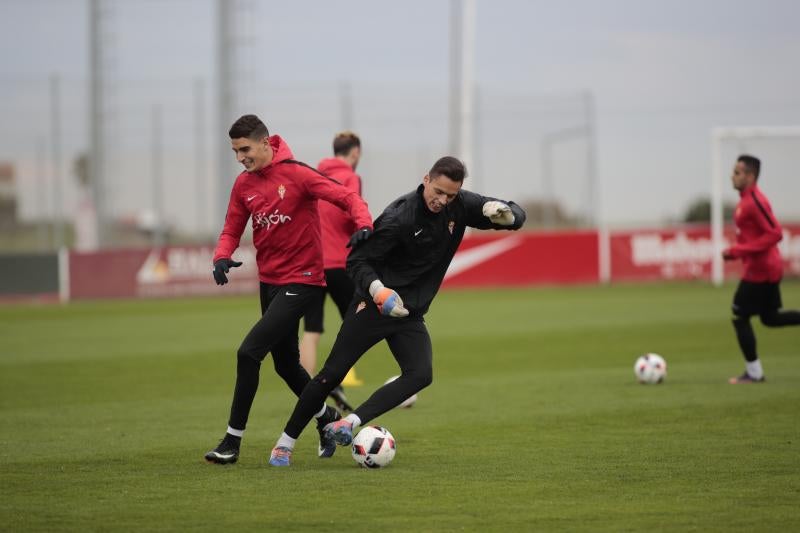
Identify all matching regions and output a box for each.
[351,426,396,468]
[634,353,667,384]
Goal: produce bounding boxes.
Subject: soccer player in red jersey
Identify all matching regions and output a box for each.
[300,131,368,412]
[204,115,373,464]
[723,155,800,384]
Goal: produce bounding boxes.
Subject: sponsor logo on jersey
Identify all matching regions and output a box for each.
[253,209,292,230]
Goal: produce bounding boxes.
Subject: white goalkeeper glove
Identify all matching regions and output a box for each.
[369,280,409,318]
[482,201,515,226]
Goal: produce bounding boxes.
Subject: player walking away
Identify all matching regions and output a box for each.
[204,115,373,464]
[300,131,368,413]
[724,154,800,384]
[268,156,527,466]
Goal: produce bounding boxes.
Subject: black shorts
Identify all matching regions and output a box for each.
[303,268,356,333]
[732,280,782,317]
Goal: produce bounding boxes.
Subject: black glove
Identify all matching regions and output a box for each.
[213,258,243,285]
[347,227,372,248]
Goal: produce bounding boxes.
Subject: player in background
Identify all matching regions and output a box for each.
[204,115,373,464]
[723,154,800,384]
[300,131,368,412]
[268,156,527,466]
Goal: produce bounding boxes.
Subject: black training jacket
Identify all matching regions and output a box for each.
[347,184,526,316]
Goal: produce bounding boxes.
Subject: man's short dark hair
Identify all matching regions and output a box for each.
[429,156,467,183]
[229,114,269,140]
[333,131,361,156]
[738,154,761,179]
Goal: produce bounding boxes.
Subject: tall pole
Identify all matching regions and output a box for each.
[584,90,608,283]
[50,73,64,249]
[584,91,597,225]
[449,0,476,177]
[541,136,554,226]
[448,0,462,157]
[152,104,164,247]
[459,0,476,180]
[89,0,105,249]
[36,136,48,250]
[216,0,235,228]
[194,78,207,239]
[711,129,724,286]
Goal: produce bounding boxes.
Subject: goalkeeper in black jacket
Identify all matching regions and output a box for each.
[268,156,527,466]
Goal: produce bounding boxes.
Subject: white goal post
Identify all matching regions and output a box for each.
[711,126,800,286]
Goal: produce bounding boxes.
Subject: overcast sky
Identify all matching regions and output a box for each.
[2,0,800,233]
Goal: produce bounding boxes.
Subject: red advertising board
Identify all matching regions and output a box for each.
[443,230,599,287]
[69,246,259,300]
[609,224,800,282]
[65,224,800,300]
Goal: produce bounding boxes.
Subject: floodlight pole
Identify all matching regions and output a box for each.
[50,74,65,250]
[449,0,477,189]
[216,0,235,229]
[711,129,724,286]
[194,78,207,239]
[36,136,48,250]
[585,91,609,284]
[152,104,165,247]
[88,0,106,249]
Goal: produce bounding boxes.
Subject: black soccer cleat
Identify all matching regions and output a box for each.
[316,405,341,458]
[204,435,240,465]
[328,385,354,412]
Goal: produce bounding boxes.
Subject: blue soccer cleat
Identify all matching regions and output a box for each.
[268,446,292,467]
[323,419,354,446]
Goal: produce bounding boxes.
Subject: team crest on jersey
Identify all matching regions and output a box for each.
[448,221,455,234]
[356,301,367,314]
[278,184,286,199]
[735,206,741,217]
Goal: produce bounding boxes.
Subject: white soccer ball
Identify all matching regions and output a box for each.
[634,353,667,384]
[384,375,418,408]
[351,426,396,468]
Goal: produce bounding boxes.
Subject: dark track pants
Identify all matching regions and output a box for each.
[283,299,433,439]
[227,282,323,431]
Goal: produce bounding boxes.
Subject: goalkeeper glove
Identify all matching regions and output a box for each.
[347,227,372,248]
[482,201,515,226]
[369,280,409,317]
[213,258,243,285]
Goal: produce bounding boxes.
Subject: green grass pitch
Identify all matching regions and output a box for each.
[1,282,799,531]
